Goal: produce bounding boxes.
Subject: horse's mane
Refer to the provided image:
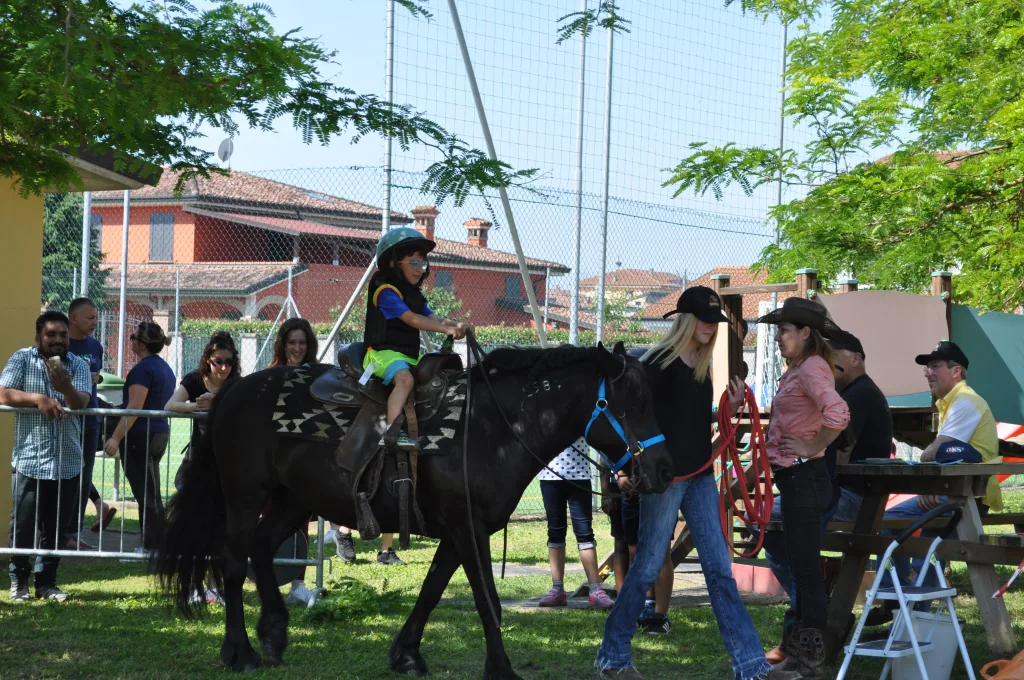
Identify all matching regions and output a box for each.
[479,344,601,382]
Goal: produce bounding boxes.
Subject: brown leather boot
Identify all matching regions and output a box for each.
[790,628,828,680]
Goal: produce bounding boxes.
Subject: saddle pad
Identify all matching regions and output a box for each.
[272,364,468,453]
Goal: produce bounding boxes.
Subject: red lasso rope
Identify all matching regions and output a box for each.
[673,385,773,558]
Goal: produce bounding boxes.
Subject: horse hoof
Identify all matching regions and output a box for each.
[391,652,428,677]
[261,645,283,667]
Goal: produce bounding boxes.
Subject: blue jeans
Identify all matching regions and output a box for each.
[596,473,771,679]
[876,495,989,595]
[762,485,862,600]
[540,479,596,550]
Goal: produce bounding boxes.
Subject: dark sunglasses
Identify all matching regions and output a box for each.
[210,359,235,367]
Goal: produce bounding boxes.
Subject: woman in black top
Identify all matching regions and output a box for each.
[165,331,240,414]
[596,287,773,680]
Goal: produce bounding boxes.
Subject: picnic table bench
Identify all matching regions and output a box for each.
[817,462,1024,661]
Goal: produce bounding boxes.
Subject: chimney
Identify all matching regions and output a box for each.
[465,218,491,248]
[411,205,439,241]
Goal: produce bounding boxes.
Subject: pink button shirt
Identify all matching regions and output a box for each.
[767,355,850,468]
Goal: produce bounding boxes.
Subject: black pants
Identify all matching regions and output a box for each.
[774,457,832,630]
[122,431,168,550]
[68,420,102,534]
[8,471,80,588]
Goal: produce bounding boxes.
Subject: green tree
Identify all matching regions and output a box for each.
[662,0,1024,311]
[0,0,534,201]
[41,193,106,310]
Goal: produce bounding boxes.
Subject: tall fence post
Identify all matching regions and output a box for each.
[116,191,130,377]
[596,21,614,345]
[383,0,395,237]
[569,0,588,347]
[174,266,182,378]
[80,191,91,297]
[447,0,547,347]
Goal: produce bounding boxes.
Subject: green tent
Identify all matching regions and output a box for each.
[951,306,1024,425]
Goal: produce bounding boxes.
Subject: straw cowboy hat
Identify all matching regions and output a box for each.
[756,297,844,339]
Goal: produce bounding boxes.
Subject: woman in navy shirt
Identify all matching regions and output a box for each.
[103,321,175,552]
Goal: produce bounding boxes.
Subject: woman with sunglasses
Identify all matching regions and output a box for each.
[165,331,240,414]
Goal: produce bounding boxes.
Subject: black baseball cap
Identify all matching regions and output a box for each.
[915,340,969,370]
[829,330,865,358]
[662,286,730,324]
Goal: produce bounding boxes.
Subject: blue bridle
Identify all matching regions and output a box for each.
[584,377,666,474]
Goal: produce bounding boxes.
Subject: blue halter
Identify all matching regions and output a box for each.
[584,377,666,474]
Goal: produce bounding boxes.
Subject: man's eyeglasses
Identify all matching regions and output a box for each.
[210,359,235,368]
[924,362,951,374]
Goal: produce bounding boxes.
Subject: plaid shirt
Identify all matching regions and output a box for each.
[0,347,91,480]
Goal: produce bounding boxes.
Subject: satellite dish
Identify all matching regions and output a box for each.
[217,138,234,164]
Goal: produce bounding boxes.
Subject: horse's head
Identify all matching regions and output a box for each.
[585,342,673,495]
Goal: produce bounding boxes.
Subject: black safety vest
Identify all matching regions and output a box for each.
[363,277,427,358]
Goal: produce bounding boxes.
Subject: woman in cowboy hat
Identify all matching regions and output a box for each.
[757,297,850,680]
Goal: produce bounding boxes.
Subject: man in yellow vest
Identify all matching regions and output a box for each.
[866,340,1001,625]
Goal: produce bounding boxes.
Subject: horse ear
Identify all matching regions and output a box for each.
[596,342,620,375]
[612,341,626,355]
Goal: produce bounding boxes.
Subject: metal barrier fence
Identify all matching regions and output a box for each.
[0,405,325,604]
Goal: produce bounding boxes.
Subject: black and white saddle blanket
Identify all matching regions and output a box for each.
[271,363,467,452]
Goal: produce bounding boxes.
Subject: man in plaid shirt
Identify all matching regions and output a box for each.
[0,311,91,602]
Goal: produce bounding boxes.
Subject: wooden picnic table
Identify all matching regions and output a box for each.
[824,461,1024,662]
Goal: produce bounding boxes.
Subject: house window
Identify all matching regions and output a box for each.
[503,276,521,300]
[90,214,102,253]
[268,231,291,261]
[149,213,175,261]
[434,270,453,290]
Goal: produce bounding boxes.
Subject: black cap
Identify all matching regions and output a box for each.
[914,340,969,370]
[829,330,865,358]
[662,286,730,324]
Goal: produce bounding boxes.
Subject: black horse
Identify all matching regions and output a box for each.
[155,341,673,679]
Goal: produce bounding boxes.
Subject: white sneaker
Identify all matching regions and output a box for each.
[285,581,312,605]
[119,546,150,563]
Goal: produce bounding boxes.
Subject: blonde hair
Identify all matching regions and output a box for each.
[641,312,715,383]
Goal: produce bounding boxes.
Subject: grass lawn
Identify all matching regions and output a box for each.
[2,499,1023,678]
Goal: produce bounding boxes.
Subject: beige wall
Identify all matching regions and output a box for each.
[0,179,44,546]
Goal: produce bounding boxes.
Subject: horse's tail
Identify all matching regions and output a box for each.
[153,377,238,618]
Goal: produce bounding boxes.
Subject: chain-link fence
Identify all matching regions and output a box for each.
[39,165,774,515]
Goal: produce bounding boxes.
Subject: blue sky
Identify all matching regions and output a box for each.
[189,1,804,281]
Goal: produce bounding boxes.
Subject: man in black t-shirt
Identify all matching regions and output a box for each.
[825,331,893,522]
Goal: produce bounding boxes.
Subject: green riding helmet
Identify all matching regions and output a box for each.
[375,227,436,268]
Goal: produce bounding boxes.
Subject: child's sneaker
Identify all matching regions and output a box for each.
[376,548,406,566]
[538,586,567,607]
[588,587,615,609]
[286,581,312,605]
[334,532,357,562]
[642,613,671,635]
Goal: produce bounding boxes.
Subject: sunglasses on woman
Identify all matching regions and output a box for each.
[210,359,235,367]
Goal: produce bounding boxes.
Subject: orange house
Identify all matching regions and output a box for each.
[91,169,568,331]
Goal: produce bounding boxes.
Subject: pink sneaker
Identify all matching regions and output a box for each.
[588,587,615,609]
[538,586,567,607]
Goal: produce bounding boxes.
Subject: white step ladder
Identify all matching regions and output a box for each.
[836,501,975,680]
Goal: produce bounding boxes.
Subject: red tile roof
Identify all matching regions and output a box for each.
[579,268,684,290]
[91,167,411,224]
[640,266,795,321]
[190,210,568,274]
[99,262,305,295]
[875,150,976,170]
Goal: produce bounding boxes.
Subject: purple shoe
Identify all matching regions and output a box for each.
[538,586,567,607]
[588,587,615,609]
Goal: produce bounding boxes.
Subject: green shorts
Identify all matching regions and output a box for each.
[363,348,420,386]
